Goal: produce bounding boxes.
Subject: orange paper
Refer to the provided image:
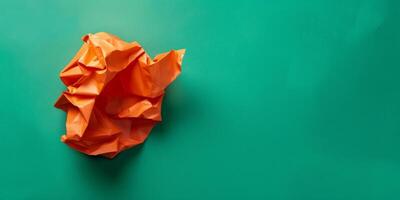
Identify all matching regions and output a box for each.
[55,32,184,158]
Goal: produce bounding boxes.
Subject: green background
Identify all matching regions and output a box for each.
[1,0,400,199]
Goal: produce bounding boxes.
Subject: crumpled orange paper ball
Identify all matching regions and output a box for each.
[55,32,184,158]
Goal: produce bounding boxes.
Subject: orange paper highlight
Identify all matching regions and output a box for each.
[55,32,184,158]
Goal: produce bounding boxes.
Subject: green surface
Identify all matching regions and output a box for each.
[1,0,400,199]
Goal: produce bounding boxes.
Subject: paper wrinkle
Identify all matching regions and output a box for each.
[55,32,185,158]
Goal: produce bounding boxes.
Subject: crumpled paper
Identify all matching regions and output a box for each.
[55,32,184,158]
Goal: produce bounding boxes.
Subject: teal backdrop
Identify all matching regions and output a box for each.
[1,0,400,199]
